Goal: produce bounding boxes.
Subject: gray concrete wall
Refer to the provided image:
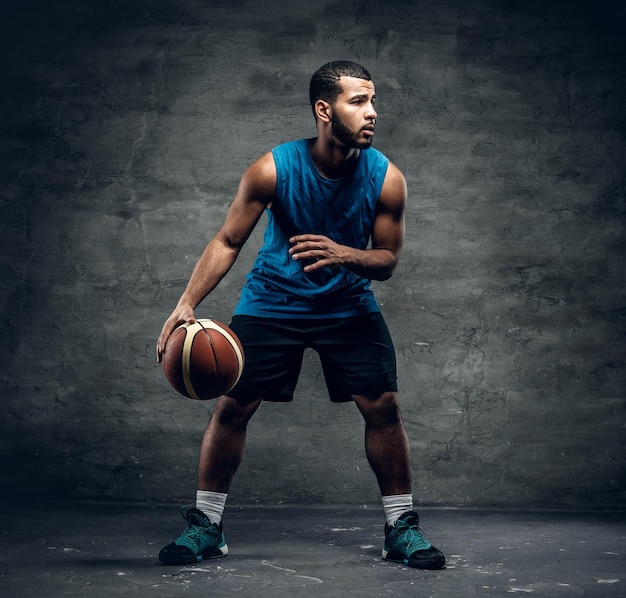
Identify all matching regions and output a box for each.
[1,0,624,509]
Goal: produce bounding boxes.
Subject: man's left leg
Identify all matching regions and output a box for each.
[352,391,445,570]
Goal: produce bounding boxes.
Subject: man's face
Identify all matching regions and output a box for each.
[329,76,377,149]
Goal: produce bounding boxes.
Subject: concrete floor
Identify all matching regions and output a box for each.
[1,503,624,597]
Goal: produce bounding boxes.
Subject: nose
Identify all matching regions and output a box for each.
[367,102,377,121]
[366,102,377,122]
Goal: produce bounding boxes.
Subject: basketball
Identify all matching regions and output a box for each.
[162,319,245,400]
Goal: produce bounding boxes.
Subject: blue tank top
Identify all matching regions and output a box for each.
[234,139,389,318]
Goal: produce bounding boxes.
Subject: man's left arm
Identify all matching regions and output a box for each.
[289,162,407,281]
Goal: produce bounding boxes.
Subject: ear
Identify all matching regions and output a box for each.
[314,99,332,123]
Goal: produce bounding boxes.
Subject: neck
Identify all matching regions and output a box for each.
[309,137,360,179]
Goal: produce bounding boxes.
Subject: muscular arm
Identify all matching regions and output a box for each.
[289,161,407,281]
[156,152,276,360]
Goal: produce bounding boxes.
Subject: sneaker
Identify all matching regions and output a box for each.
[382,510,445,570]
[159,507,228,565]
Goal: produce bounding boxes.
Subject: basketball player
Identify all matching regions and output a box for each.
[156,61,445,570]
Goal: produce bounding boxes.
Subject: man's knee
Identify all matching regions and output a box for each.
[213,395,261,427]
[353,391,403,427]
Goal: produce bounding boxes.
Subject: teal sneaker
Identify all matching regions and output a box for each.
[382,511,445,570]
[159,507,228,565]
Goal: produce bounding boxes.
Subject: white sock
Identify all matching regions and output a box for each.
[382,494,413,526]
[196,490,228,525]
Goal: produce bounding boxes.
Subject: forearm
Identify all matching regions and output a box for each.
[289,233,400,281]
[176,237,240,309]
[342,247,399,281]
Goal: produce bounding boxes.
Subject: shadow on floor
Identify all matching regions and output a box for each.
[1,503,624,597]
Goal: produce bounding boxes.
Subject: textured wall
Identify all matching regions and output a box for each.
[1,0,624,508]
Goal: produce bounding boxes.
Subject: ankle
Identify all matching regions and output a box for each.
[382,494,413,526]
[196,490,228,525]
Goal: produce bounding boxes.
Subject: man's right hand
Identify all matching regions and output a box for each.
[156,305,196,363]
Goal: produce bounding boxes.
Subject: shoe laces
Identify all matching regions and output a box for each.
[177,507,214,546]
[393,518,431,552]
[180,524,208,543]
[181,506,210,526]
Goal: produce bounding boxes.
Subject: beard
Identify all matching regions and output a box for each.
[330,112,373,149]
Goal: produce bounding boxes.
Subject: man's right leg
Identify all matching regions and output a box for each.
[159,395,261,565]
[198,395,262,492]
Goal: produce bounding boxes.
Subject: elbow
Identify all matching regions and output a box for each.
[376,267,395,282]
[384,251,400,279]
[373,256,399,281]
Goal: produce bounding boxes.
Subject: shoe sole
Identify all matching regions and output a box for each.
[382,548,445,570]
[159,544,229,566]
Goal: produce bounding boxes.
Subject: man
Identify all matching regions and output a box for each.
[156,60,445,570]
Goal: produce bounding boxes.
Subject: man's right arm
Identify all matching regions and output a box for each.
[156,151,276,361]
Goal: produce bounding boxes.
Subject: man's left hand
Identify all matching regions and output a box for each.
[289,234,351,272]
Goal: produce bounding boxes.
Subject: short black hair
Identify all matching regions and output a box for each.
[309,60,372,115]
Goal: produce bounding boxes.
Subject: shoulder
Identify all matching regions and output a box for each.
[383,161,406,191]
[271,139,309,163]
[378,160,407,214]
[239,151,277,202]
[242,140,308,199]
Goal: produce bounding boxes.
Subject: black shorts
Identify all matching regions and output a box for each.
[227,312,397,403]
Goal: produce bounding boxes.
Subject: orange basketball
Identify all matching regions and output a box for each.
[162,319,245,400]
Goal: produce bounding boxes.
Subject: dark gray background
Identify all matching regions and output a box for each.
[1,0,624,509]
